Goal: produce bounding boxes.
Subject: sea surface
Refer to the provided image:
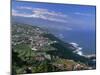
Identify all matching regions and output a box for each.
[51,30,96,55]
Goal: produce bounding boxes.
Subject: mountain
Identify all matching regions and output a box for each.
[12,23,94,74]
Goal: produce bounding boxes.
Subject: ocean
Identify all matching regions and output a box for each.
[52,30,96,55]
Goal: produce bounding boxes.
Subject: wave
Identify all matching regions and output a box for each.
[69,42,83,56]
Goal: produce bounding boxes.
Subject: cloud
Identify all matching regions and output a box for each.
[17,6,67,17]
[32,8,68,18]
[12,6,68,23]
[17,6,33,10]
[12,13,33,17]
[12,9,33,17]
[74,12,93,16]
[12,9,18,13]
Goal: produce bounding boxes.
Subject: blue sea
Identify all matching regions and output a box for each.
[52,30,96,55]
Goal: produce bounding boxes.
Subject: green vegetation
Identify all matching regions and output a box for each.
[12,23,89,74]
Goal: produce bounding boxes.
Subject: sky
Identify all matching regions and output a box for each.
[12,0,96,31]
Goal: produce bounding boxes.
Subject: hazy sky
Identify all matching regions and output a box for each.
[12,0,96,31]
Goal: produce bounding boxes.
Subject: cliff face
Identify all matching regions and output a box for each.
[12,23,93,74]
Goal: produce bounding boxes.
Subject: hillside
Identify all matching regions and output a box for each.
[12,23,94,74]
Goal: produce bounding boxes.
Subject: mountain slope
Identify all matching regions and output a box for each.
[12,23,92,74]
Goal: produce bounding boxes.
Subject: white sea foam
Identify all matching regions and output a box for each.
[76,50,83,56]
[70,42,79,48]
[70,42,83,56]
